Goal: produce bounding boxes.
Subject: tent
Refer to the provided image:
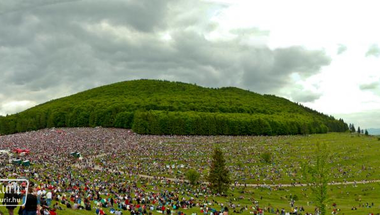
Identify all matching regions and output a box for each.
[13,148,23,154]
[12,159,22,165]
[13,148,30,155]
[22,160,31,167]
[70,152,81,158]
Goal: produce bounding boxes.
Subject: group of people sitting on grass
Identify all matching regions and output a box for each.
[0,127,373,215]
[2,185,58,215]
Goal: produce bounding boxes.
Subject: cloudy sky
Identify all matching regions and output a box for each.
[1,0,380,129]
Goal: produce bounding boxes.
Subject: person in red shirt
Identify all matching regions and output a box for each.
[49,208,57,215]
[99,208,105,215]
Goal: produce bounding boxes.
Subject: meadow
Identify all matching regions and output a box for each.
[0,129,379,215]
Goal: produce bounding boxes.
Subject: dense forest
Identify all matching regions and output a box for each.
[0,80,348,135]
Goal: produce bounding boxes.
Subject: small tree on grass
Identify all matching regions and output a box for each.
[207,147,231,194]
[261,152,272,164]
[365,129,369,136]
[186,169,200,185]
[302,143,330,215]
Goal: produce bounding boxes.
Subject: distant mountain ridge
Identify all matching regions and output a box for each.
[0,79,348,135]
[367,128,380,135]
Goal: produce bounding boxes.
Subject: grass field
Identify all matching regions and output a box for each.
[115,132,380,185]
[0,182,378,215]
[1,130,380,215]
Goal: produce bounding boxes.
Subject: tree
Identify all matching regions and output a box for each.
[302,143,330,215]
[261,152,272,164]
[186,169,201,186]
[357,127,361,134]
[207,147,231,194]
[349,123,356,133]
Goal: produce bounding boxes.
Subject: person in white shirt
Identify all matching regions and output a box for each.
[46,191,53,206]
[37,189,42,197]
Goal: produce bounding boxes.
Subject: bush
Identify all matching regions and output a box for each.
[261,152,272,164]
[288,194,299,201]
[186,169,200,186]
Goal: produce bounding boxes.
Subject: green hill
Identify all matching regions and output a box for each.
[0,79,348,135]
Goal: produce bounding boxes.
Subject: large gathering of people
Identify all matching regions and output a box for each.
[0,128,377,215]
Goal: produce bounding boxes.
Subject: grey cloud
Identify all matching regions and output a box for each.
[230,28,270,37]
[366,44,380,57]
[359,80,380,97]
[242,46,331,92]
[1,0,169,32]
[283,84,322,103]
[273,47,331,77]
[0,0,331,115]
[291,90,322,103]
[337,44,347,55]
[168,0,226,31]
[336,110,380,129]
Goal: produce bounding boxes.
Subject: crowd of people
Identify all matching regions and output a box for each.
[0,127,377,215]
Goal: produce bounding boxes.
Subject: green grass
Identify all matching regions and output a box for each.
[1,131,380,215]
[1,183,377,215]
[98,132,380,185]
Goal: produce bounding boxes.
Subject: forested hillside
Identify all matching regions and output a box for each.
[0,80,348,135]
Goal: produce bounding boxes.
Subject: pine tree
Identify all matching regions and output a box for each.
[207,147,231,194]
[365,129,369,136]
[357,127,361,134]
[349,123,356,133]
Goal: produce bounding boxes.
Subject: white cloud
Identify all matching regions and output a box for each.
[0,101,36,115]
[1,0,380,129]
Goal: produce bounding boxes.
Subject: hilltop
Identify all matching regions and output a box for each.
[0,79,348,135]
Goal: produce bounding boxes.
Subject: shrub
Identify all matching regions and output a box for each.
[261,152,272,164]
[186,169,201,186]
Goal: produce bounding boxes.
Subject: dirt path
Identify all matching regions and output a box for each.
[135,174,380,187]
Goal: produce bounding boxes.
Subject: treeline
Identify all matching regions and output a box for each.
[0,80,349,135]
[0,109,133,135]
[0,109,348,136]
[132,111,346,135]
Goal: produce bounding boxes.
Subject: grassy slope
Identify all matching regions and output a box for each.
[0,182,377,215]
[1,132,379,215]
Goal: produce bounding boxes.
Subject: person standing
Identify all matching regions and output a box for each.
[22,187,39,215]
[46,191,52,207]
[223,207,228,215]
[3,184,21,215]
